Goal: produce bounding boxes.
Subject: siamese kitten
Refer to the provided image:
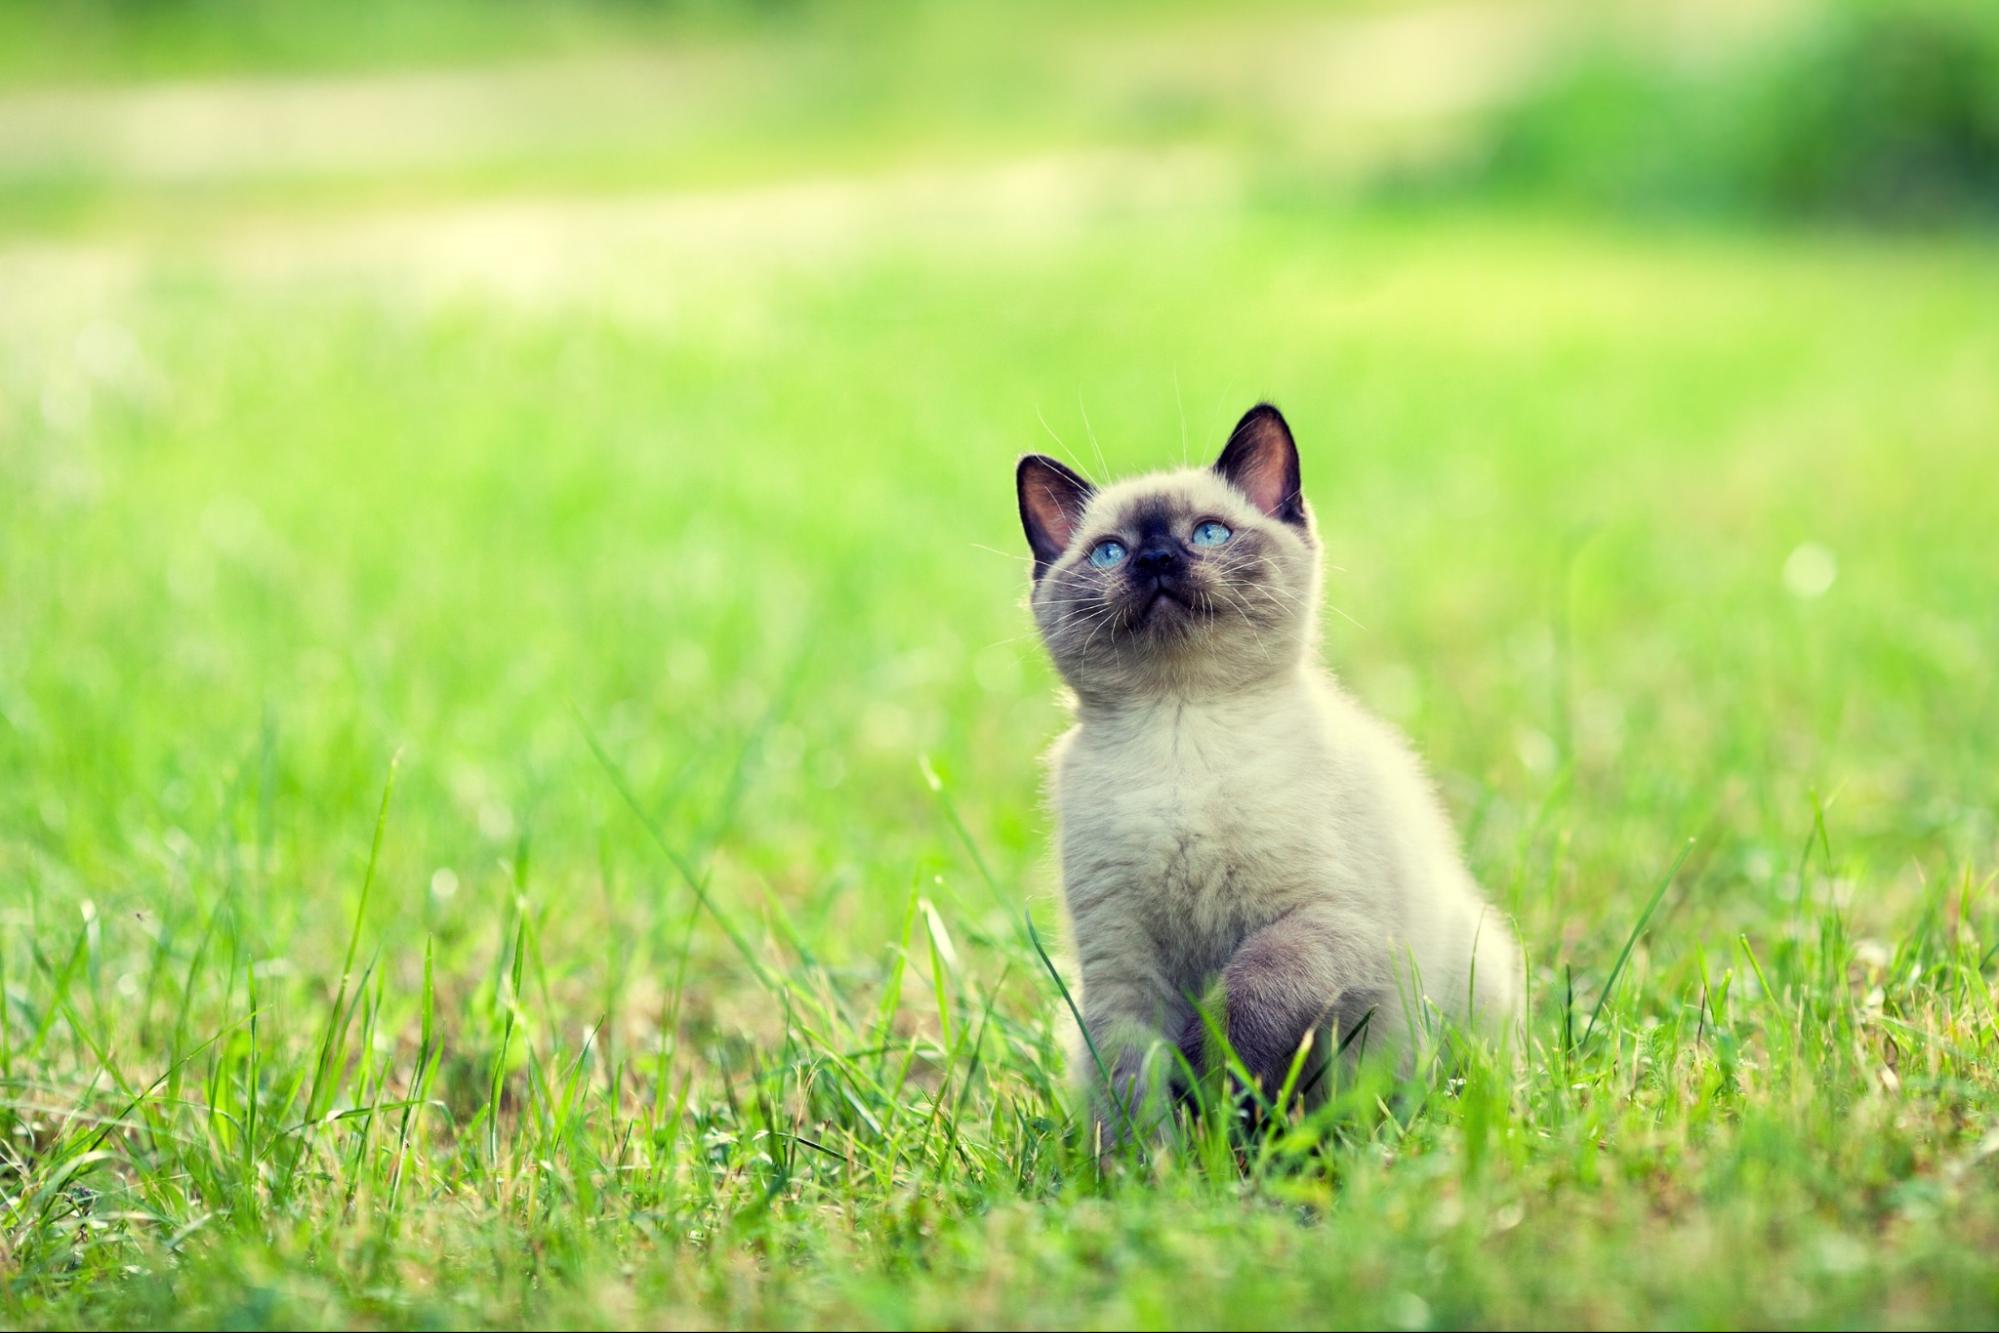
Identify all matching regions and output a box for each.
[1017,404,1520,1121]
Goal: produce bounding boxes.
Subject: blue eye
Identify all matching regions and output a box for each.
[1088,540,1127,569]
[1192,521,1232,547]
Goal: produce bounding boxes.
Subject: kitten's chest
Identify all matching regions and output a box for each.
[1059,699,1334,959]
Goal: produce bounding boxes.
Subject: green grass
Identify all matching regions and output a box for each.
[4,10,1999,1326]
[5,200,1995,1329]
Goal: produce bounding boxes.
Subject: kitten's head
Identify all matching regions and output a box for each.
[1017,404,1320,701]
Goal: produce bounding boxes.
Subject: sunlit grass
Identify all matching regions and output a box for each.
[2,152,1997,1333]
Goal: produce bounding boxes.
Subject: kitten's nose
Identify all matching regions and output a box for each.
[1133,542,1183,580]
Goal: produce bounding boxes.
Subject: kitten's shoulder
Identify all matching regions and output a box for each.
[1311,665,1463,826]
[1304,665,1401,742]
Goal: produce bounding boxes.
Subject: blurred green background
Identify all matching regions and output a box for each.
[3,1,1998,1328]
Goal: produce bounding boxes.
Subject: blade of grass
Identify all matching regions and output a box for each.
[1024,908,1138,1154]
[1582,836,1696,1050]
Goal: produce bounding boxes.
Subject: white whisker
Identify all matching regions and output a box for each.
[1173,369,1189,469]
[1035,405,1093,484]
[1077,392,1110,484]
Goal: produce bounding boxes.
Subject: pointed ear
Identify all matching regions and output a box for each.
[1016,454,1095,577]
[1214,403,1306,526]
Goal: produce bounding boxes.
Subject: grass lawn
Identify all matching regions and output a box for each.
[4,14,1999,1327]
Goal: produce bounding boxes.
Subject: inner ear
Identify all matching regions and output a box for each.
[1214,403,1306,526]
[1017,454,1095,578]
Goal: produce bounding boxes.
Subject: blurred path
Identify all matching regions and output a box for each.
[0,4,1564,185]
[0,148,1238,318]
[0,0,1797,312]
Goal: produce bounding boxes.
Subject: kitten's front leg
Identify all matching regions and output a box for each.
[1177,906,1359,1096]
[1074,944,1180,1144]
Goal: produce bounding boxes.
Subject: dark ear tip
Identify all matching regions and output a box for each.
[1231,402,1291,435]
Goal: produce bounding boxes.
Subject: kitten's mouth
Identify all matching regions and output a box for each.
[1134,586,1198,625]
